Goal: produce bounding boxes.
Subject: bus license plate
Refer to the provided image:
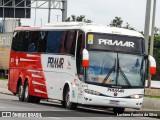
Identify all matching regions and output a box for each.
[109,100,119,105]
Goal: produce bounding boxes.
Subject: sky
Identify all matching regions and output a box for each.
[21,0,160,32]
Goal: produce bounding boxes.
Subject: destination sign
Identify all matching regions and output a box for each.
[87,33,144,54]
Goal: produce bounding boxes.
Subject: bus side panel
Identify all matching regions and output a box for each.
[41,54,78,101]
[8,68,20,93]
[8,51,48,99]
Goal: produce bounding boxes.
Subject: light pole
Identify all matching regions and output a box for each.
[48,0,52,23]
[148,0,157,88]
[144,0,152,55]
[144,0,152,88]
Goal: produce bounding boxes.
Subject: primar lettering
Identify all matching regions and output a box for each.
[47,57,64,68]
[108,88,124,93]
[99,39,134,48]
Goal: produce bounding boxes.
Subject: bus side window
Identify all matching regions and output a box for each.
[11,31,24,52]
[64,31,77,56]
[76,32,85,76]
[21,31,30,52]
[28,31,40,53]
[37,31,47,53]
[46,31,63,53]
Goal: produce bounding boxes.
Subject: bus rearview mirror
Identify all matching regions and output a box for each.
[82,49,89,68]
[148,55,156,75]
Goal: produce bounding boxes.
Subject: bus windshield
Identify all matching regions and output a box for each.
[86,51,146,88]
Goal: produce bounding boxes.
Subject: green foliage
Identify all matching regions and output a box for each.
[123,22,135,30]
[152,36,160,80]
[110,16,123,28]
[110,16,135,30]
[66,15,92,23]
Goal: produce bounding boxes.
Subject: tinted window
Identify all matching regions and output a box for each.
[76,31,85,74]
[37,31,47,53]
[11,31,24,51]
[46,31,63,53]
[28,31,40,52]
[21,31,30,52]
[63,31,77,56]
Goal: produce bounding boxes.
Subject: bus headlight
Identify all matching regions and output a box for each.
[84,89,100,96]
[130,94,143,99]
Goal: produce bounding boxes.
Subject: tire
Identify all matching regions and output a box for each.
[18,83,24,101]
[113,107,125,114]
[33,97,41,103]
[61,101,65,108]
[64,87,77,110]
[24,81,33,102]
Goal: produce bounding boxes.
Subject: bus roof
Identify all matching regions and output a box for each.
[15,22,143,38]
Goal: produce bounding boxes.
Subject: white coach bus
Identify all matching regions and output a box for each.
[8,22,156,114]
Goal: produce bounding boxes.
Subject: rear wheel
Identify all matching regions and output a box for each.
[24,81,41,103]
[113,107,125,114]
[61,101,65,108]
[18,83,24,101]
[33,97,41,103]
[24,81,33,102]
[64,87,77,110]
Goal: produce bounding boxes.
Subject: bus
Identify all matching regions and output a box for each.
[8,22,156,114]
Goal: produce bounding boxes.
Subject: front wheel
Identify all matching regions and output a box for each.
[113,107,125,114]
[64,87,77,110]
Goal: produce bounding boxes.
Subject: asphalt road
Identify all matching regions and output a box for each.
[0,94,158,120]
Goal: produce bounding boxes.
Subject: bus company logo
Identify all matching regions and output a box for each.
[47,57,64,69]
[88,39,93,44]
[99,39,134,48]
[108,88,124,93]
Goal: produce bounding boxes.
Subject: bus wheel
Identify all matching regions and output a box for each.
[61,101,65,108]
[33,97,41,103]
[24,81,33,102]
[64,87,77,110]
[113,107,125,114]
[18,84,24,101]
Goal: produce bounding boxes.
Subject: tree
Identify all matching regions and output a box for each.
[109,17,123,28]
[152,35,160,80]
[66,15,92,23]
[123,22,135,30]
[154,27,160,35]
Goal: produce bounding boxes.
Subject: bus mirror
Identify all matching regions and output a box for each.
[82,49,89,68]
[148,55,156,75]
[144,55,148,60]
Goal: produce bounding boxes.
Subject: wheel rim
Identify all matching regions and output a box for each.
[65,90,70,107]
[25,84,29,99]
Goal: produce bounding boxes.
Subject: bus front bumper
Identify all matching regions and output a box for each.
[81,94,143,109]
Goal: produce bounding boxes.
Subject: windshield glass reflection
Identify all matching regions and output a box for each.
[86,51,145,87]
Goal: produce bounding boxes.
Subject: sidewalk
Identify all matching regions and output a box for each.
[0,80,160,110]
[0,80,12,95]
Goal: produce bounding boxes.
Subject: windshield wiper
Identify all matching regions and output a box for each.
[119,67,131,86]
[102,59,116,84]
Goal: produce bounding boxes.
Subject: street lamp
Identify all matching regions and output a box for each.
[148,0,157,88]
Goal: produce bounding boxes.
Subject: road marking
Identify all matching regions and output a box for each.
[48,117,61,119]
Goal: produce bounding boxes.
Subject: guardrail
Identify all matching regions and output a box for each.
[145,80,160,88]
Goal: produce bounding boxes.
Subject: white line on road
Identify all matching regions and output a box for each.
[48,117,61,119]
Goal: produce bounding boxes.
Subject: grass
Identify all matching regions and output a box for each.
[145,95,160,99]
[0,78,8,80]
